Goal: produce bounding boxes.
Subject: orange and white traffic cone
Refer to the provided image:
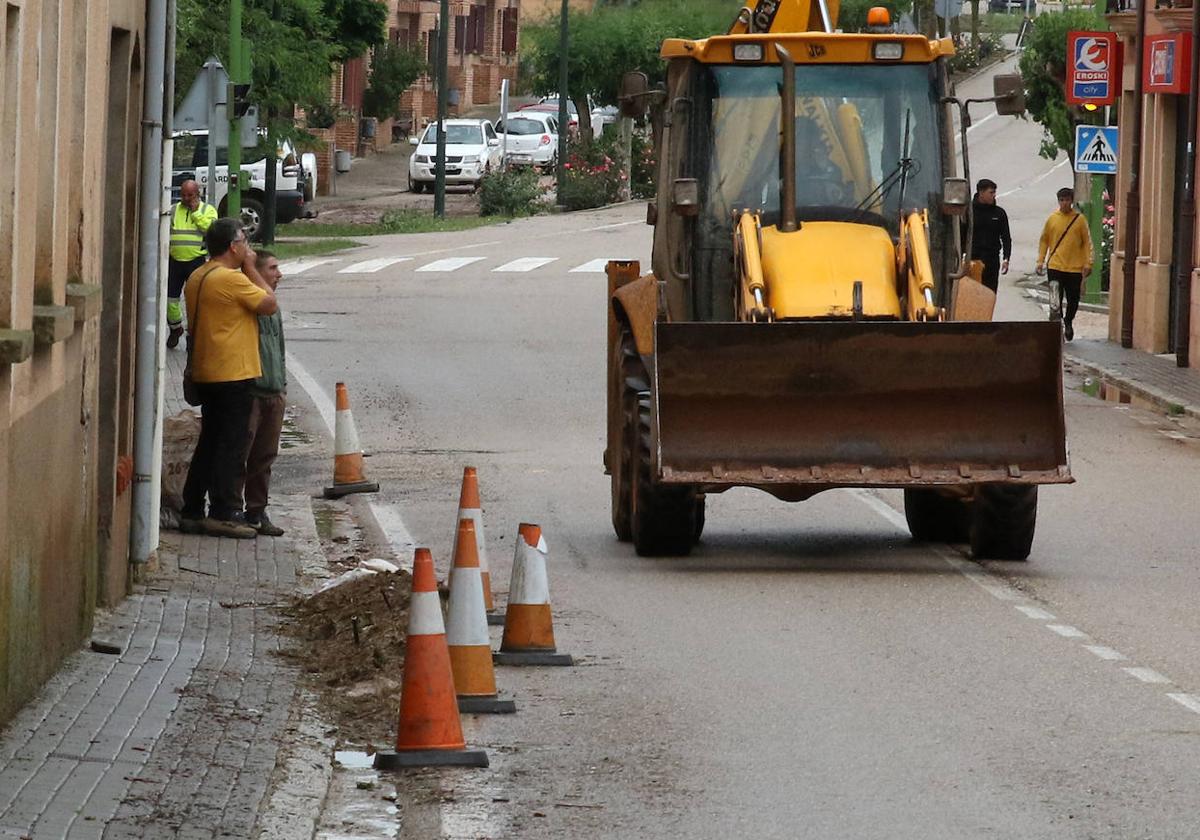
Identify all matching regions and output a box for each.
[446,518,516,714]
[374,548,488,770]
[494,524,574,667]
[323,382,380,499]
[449,467,502,625]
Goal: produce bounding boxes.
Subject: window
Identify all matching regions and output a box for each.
[499,118,542,136]
[484,122,497,141]
[422,124,485,145]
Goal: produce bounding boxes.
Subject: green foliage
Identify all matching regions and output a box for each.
[521,0,740,138]
[175,0,387,137]
[1017,7,1106,160]
[839,0,911,33]
[559,138,624,210]
[362,43,427,121]
[480,168,544,217]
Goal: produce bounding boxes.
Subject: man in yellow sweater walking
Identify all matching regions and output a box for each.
[1036,187,1094,341]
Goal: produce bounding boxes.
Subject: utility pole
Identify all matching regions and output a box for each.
[227,0,244,218]
[435,0,450,218]
[556,0,569,207]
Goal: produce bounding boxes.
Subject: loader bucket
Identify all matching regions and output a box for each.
[652,321,1070,487]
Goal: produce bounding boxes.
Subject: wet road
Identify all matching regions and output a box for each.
[281,116,1200,838]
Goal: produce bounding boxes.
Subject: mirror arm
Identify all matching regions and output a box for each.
[941,95,973,277]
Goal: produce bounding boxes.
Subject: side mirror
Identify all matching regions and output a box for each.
[619,71,650,119]
[992,74,1026,116]
[942,177,970,215]
[488,138,500,147]
[671,178,699,217]
[408,136,420,145]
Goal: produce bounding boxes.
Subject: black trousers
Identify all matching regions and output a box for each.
[977,255,1000,293]
[182,380,255,521]
[1047,268,1083,325]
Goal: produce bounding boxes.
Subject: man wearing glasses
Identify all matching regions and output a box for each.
[179,218,278,538]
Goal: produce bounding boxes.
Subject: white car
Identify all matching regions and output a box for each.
[496,112,559,171]
[407,119,503,193]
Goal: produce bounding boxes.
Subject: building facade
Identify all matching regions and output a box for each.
[1,0,145,722]
[1107,4,1200,365]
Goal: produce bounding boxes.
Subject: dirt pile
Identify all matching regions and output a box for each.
[278,569,417,744]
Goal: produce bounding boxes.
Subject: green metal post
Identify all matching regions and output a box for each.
[556,0,569,207]
[434,0,449,218]
[1084,173,1105,302]
[227,0,242,218]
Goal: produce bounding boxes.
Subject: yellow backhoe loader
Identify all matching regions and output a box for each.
[605,0,1071,560]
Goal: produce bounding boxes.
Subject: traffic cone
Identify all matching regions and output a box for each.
[374,548,488,770]
[323,382,380,498]
[449,467,503,625]
[494,524,574,667]
[446,518,516,714]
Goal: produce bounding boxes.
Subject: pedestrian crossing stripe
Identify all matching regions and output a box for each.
[338,257,412,274]
[415,256,486,272]
[494,257,558,272]
[283,258,338,276]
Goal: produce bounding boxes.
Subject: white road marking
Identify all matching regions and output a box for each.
[280,258,338,276]
[1123,667,1171,684]
[493,257,558,273]
[1015,605,1056,621]
[285,351,420,568]
[570,258,626,273]
[966,112,996,134]
[1084,645,1127,661]
[338,257,411,274]
[368,502,417,570]
[1047,624,1089,639]
[415,256,485,272]
[1167,693,1200,715]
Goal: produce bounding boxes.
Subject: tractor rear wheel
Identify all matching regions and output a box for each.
[630,394,701,556]
[609,329,638,541]
[904,489,970,543]
[970,485,1038,561]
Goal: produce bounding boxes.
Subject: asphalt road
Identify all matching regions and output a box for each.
[282,73,1200,839]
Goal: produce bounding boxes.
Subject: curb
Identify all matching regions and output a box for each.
[1020,285,1109,314]
[1062,354,1200,422]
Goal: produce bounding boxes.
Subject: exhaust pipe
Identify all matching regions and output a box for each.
[777,44,797,233]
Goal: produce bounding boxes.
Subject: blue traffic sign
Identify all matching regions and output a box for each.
[1074,126,1119,174]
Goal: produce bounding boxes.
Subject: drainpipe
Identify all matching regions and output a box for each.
[1172,3,1200,367]
[131,0,172,565]
[1120,0,1148,348]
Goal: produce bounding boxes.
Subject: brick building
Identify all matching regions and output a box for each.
[0,0,147,722]
[1106,2,1200,365]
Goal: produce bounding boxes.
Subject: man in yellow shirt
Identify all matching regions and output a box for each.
[180,218,278,539]
[1036,187,1094,341]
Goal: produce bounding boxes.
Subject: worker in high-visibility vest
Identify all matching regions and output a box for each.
[167,179,218,348]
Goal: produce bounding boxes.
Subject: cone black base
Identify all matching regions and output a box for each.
[374,748,489,769]
[486,612,505,626]
[493,651,575,667]
[323,480,380,499]
[457,696,517,714]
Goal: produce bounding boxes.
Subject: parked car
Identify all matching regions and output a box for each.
[496,112,559,171]
[170,130,313,240]
[519,100,578,135]
[407,119,503,193]
[530,96,617,135]
[987,0,1035,12]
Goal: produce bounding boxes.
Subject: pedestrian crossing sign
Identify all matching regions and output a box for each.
[1074,126,1119,174]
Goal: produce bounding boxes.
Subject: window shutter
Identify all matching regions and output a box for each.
[426,30,438,64]
[501,7,518,54]
[475,8,486,54]
[455,15,466,52]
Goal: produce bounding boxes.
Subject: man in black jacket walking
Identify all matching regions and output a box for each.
[965,178,1012,293]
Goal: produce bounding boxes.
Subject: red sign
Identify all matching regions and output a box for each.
[1144,33,1192,95]
[1067,31,1121,106]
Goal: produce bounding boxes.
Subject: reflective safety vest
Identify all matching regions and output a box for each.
[169,201,218,262]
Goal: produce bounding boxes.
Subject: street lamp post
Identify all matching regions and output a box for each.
[556,0,569,207]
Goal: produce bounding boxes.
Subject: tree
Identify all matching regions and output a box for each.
[521,0,739,143]
[1017,6,1107,161]
[362,43,427,121]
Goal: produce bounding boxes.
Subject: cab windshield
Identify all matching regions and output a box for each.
[703,63,943,234]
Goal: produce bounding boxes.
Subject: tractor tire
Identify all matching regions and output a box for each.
[904,489,970,543]
[630,394,701,556]
[970,484,1038,561]
[609,329,638,542]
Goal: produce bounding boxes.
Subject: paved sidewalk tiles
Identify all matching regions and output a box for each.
[1065,338,1200,421]
[0,493,330,839]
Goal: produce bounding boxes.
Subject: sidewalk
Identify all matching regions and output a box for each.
[0,353,333,838]
[1017,279,1200,420]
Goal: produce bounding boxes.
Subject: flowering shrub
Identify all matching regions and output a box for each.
[558,139,623,211]
[1100,189,1115,290]
[630,131,657,199]
[479,167,543,217]
[948,33,1004,75]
